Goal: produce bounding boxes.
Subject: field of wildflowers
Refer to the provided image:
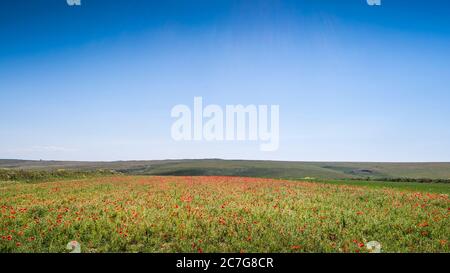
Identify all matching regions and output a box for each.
[0,176,448,253]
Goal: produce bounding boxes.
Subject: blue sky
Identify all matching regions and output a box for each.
[1,0,450,162]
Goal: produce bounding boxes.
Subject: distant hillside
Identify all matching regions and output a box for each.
[1,159,450,180]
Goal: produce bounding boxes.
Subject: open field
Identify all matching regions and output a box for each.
[295,179,450,195]
[0,176,448,253]
[2,159,450,181]
[0,169,118,183]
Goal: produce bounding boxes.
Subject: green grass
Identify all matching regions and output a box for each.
[0,176,448,253]
[3,159,450,180]
[0,168,119,183]
[301,179,450,195]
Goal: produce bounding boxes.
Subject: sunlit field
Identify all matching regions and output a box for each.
[0,176,448,253]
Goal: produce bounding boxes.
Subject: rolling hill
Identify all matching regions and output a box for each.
[1,159,450,180]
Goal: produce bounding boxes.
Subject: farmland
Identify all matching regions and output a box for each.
[0,175,448,253]
[2,159,450,181]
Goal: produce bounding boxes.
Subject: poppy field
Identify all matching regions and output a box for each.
[0,176,448,253]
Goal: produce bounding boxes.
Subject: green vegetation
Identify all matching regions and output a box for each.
[0,168,119,183]
[2,159,450,194]
[1,160,448,253]
[2,159,450,180]
[299,179,450,195]
[0,176,448,253]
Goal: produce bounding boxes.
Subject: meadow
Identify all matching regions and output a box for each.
[0,175,448,253]
[3,159,450,180]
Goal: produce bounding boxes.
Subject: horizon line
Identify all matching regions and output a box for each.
[2,158,450,164]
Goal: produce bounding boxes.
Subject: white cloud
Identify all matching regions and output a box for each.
[10,146,78,153]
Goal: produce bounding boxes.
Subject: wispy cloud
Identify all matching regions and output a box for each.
[10,146,78,153]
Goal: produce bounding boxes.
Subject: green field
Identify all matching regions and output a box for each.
[2,159,450,180]
[1,160,449,253]
[298,179,450,194]
[0,175,448,253]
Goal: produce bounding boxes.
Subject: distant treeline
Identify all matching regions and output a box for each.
[353,177,450,184]
[0,169,119,183]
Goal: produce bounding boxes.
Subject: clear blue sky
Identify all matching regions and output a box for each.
[1,0,450,162]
